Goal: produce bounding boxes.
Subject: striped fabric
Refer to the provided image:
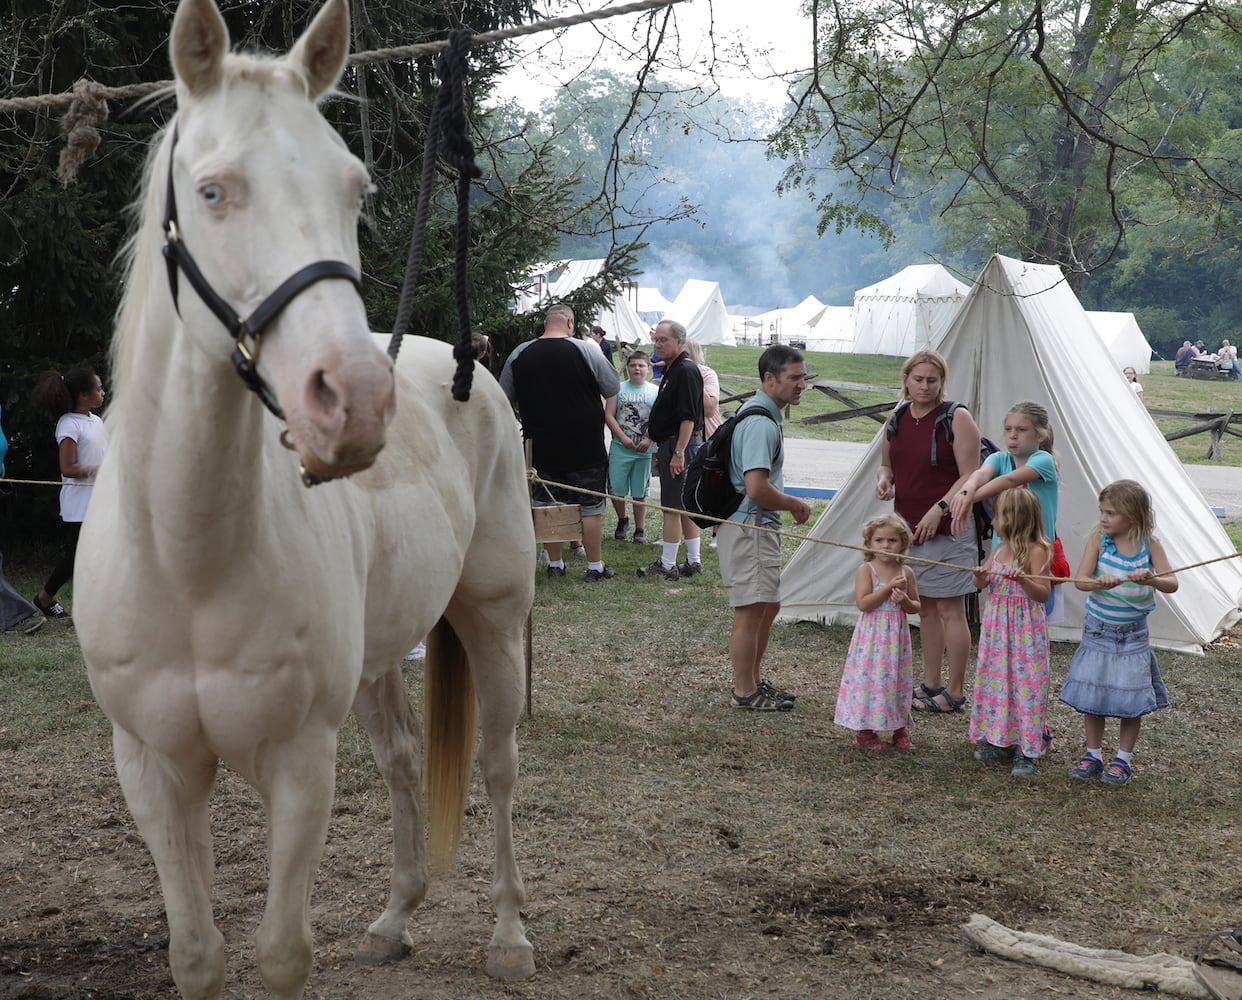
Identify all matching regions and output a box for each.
[1085,533,1156,623]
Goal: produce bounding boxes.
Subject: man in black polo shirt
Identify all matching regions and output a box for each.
[638,318,705,581]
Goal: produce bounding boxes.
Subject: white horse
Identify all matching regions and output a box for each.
[73,0,536,996]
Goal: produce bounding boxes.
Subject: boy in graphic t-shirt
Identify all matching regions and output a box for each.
[605,351,659,543]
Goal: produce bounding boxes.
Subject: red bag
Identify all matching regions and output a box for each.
[1050,536,1071,579]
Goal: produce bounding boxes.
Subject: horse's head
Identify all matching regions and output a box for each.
[167,0,394,480]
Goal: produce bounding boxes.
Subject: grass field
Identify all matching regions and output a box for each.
[702,348,1242,466]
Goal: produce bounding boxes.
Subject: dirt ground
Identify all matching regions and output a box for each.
[1,698,1225,1000]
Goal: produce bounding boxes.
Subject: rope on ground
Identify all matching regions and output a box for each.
[530,474,1242,585]
[0,0,688,116]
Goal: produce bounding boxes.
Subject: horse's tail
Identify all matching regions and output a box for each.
[424,616,477,873]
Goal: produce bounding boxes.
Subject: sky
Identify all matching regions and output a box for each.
[496,0,812,111]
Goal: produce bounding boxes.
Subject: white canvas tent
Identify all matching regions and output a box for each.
[778,254,1242,653]
[635,285,673,325]
[752,295,827,345]
[667,278,736,346]
[514,259,650,345]
[806,306,855,353]
[1088,311,1153,375]
[851,264,970,356]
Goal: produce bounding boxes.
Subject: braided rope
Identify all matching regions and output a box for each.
[7,468,1239,582]
[0,0,688,116]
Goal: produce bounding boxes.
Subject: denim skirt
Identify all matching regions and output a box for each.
[1059,613,1169,719]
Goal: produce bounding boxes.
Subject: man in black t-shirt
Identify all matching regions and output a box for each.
[500,303,621,582]
[639,318,705,581]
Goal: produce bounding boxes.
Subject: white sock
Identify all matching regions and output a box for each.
[548,559,565,570]
[1115,749,1133,766]
[588,560,603,572]
[685,537,701,565]
[1085,747,1103,762]
[661,541,680,569]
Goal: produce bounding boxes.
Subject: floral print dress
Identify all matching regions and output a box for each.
[834,564,914,733]
[968,559,1050,757]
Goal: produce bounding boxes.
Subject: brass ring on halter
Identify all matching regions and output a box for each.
[279,429,297,452]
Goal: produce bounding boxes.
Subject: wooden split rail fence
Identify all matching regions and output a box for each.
[718,378,1242,462]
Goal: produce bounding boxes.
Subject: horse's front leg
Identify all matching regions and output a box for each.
[113,728,223,1000]
[252,726,338,999]
[350,666,427,964]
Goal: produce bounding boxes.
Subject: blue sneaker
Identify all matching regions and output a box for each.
[1100,757,1132,785]
[1070,753,1104,780]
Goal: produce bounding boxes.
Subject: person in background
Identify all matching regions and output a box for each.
[605,351,658,545]
[638,319,704,581]
[499,303,621,583]
[472,332,492,370]
[30,366,109,619]
[589,325,616,368]
[1122,366,1144,402]
[0,402,45,634]
[684,338,722,438]
[1173,340,1194,374]
[1217,339,1240,380]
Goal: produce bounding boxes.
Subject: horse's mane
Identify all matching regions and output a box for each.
[109,52,317,422]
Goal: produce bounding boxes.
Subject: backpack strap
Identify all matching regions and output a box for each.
[930,400,964,467]
[732,405,780,465]
[885,399,912,440]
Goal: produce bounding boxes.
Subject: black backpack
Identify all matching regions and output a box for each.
[681,408,777,528]
[886,399,1000,542]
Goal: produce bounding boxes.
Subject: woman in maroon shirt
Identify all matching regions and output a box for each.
[876,350,981,713]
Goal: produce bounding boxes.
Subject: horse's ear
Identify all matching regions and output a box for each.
[288,0,351,101]
[170,0,230,98]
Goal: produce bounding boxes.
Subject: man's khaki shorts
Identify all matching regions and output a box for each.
[717,518,781,607]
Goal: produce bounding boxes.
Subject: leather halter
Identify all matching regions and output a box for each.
[160,126,363,421]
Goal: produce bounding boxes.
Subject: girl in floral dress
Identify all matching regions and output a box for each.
[969,489,1052,777]
[835,514,921,750]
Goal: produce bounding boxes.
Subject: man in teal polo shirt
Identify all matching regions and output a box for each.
[719,345,811,711]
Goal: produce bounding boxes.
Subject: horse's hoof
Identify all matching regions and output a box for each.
[486,943,535,980]
[354,931,412,966]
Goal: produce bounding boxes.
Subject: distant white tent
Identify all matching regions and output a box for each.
[778,254,1242,654]
[752,295,827,346]
[667,278,736,346]
[806,306,855,353]
[1088,311,1153,375]
[514,259,650,344]
[851,264,970,356]
[635,285,673,325]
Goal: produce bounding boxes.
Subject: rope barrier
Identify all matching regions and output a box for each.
[4,469,1239,582]
[529,474,1242,585]
[0,0,689,116]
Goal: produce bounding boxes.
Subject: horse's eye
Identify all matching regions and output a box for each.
[200,183,224,206]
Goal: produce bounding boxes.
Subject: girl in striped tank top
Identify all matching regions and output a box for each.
[1061,480,1178,785]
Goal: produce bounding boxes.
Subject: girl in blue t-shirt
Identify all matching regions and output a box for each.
[949,401,1068,617]
[1060,480,1178,786]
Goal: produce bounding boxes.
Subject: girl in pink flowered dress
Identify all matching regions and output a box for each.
[968,489,1052,777]
[835,515,921,751]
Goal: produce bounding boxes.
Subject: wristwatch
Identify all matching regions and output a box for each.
[674,450,685,457]
[937,500,949,511]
